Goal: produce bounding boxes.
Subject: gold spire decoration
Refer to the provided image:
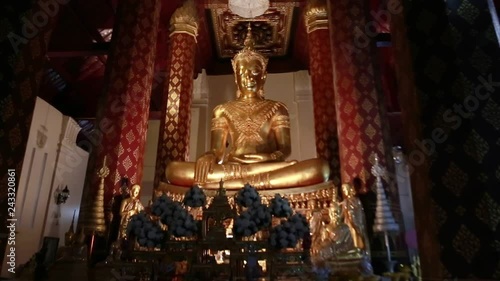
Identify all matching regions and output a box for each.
[83,156,108,234]
[231,24,269,72]
[170,0,198,38]
[304,0,328,33]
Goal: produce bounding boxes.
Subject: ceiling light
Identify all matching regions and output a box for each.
[228,0,269,18]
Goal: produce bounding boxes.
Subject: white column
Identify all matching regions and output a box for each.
[293,70,317,160]
[394,147,417,254]
[43,116,89,246]
[189,69,209,161]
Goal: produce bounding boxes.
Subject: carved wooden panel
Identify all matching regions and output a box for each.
[209,4,296,58]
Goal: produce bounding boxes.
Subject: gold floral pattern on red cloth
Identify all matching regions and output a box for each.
[91,0,161,202]
[307,28,341,186]
[154,33,197,186]
[327,0,394,192]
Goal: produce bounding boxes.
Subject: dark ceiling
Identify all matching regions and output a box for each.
[40,0,310,120]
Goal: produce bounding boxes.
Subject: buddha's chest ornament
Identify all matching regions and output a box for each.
[223,100,280,145]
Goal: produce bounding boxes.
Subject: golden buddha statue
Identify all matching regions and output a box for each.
[341,183,370,256]
[165,25,330,190]
[118,184,144,239]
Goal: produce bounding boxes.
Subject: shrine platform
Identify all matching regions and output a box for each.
[159,181,337,209]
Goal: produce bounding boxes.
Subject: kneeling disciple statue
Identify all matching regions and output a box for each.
[310,199,369,271]
[165,25,330,190]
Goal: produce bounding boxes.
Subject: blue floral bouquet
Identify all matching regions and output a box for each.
[150,194,199,238]
[234,210,258,237]
[183,185,206,208]
[236,183,261,208]
[151,194,174,217]
[270,194,293,218]
[158,200,198,238]
[233,204,272,237]
[269,213,310,249]
[127,211,165,248]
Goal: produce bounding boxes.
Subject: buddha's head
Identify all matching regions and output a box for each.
[130,184,141,199]
[232,24,268,99]
[341,183,356,199]
[327,203,342,226]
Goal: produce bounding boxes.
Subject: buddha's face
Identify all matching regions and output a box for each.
[327,205,341,226]
[130,185,140,199]
[235,58,266,97]
[342,184,355,198]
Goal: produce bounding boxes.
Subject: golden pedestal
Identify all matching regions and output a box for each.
[159,180,337,211]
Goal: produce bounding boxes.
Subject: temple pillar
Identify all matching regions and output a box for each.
[391,0,500,278]
[154,0,198,187]
[304,0,341,186]
[327,0,396,195]
[79,0,161,229]
[389,6,440,279]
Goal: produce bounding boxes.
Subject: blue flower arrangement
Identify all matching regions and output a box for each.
[233,184,273,237]
[269,194,293,218]
[236,183,261,208]
[127,211,165,248]
[183,185,207,208]
[269,213,310,249]
[233,204,272,237]
[150,194,199,238]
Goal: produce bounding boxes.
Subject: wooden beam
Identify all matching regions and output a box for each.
[47,42,110,57]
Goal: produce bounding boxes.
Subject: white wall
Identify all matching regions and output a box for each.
[189,70,210,161]
[140,119,160,203]
[2,98,88,278]
[43,116,88,246]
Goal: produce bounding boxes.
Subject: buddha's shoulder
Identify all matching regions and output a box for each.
[265,99,289,113]
[214,99,288,113]
[213,104,226,116]
[270,100,288,108]
[213,100,241,111]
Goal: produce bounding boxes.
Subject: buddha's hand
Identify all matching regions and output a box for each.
[230,152,281,164]
[231,151,284,164]
[195,153,217,184]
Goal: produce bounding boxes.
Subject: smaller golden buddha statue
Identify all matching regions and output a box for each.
[341,183,370,256]
[165,25,330,190]
[310,201,364,265]
[118,184,144,239]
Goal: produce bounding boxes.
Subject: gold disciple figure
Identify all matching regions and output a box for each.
[118,184,144,239]
[165,24,330,190]
[341,183,370,256]
[310,201,364,265]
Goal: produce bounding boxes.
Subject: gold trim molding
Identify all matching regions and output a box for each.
[159,181,337,210]
[304,0,328,33]
[170,0,198,38]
